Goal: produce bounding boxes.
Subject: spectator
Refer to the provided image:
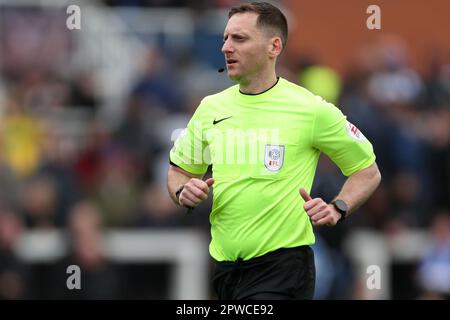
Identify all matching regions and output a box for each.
[0,208,29,299]
[21,174,58,229]
[49,201,122,299]
[133,183,184,228]
[417,211,450,299]
[0,92,44,178]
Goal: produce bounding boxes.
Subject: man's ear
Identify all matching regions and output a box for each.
[268,37,282,58]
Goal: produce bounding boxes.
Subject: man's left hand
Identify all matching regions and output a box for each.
[299,188,341,227]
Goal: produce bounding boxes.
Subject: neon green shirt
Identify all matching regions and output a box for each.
[170,77,376,261]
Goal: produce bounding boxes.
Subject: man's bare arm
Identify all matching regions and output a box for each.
[167,165,201,205]
[333,162,381,216]
[167,165,214,208]
[300,162,381,226]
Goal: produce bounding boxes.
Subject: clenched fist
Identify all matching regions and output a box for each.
[299,188,341,227]
[178,178,214,208]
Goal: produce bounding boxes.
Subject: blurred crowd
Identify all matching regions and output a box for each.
[0,3,449,299]
[300,36,450,299]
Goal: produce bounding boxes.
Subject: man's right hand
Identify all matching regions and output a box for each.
[178,178,214,208]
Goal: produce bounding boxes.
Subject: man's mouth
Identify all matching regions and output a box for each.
[226,59,238,65]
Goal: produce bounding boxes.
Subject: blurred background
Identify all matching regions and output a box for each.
[0,0,449,299]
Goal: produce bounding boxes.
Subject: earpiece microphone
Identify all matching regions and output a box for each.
[218,68,225,73]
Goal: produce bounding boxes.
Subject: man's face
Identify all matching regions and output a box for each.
[222,13,272,82]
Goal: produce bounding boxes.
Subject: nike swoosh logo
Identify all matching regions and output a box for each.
[213,116,232,125]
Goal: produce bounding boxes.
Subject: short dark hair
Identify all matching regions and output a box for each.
[228,2,288,50]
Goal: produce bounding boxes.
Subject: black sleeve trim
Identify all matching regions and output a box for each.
[169,160,199,177]
[169,160,180,168]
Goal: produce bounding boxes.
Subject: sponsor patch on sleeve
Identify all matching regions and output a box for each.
[345,121,366,141]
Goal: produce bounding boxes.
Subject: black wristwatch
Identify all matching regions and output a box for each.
[331,199,348,223]
[175,185,185,203]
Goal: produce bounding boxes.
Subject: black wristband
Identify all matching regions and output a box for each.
[175,185,185,202]
[175,185,194,212]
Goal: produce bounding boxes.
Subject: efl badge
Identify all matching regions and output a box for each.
[345,121,366,141]
[264,144,285,172]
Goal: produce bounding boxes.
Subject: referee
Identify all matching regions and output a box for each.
[167,2,381,300]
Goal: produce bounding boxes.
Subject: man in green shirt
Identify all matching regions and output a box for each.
[167,2,381,300]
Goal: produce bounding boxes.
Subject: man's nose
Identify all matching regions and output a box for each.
[221,40,234,54]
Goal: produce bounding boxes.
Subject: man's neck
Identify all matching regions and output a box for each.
[238,71,278,95]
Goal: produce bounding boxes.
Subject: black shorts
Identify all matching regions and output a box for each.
[212,246,315,300]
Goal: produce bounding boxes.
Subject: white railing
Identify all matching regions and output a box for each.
[15,229,211,300]
[14,228,430,300]
[344,229,429,299]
